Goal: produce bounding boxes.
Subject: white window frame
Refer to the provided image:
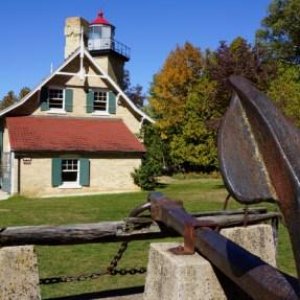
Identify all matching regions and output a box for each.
[59,159,81,189]
[48,86,66,113]
[92,89,109,115]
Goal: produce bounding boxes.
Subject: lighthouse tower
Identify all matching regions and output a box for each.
[87,11,130,87]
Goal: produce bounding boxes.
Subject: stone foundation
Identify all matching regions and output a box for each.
[0,225,276,299]
[0,246,40,299]
[144,224,276,300]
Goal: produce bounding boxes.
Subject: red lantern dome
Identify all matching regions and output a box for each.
[90,11,111,26]
[88,10,130,62]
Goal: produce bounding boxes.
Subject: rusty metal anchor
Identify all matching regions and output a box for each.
[149,192,300,299]
[219,75,300,281]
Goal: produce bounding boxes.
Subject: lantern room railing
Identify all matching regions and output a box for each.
[88,38,131,60]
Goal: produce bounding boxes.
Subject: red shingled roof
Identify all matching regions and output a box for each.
[7,116,145,153]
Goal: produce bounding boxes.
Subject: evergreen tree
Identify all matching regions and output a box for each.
[132,123,167,190]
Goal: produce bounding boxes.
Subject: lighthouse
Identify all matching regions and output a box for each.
[87,11,130,86]
[64,11,130,87]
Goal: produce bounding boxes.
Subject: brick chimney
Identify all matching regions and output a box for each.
[64,17,89,59]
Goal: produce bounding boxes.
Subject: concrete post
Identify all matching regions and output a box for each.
[144,224,276,300]
[0,246,41,299]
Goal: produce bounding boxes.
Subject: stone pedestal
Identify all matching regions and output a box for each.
[144,224,276,300]
[0,246,41,299]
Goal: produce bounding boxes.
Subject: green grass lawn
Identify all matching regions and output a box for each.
[0,178,295,299]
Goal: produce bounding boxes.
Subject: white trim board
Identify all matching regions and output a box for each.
[0,47,155,124]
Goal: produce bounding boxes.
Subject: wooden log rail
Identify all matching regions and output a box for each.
[149,192,300,300]
[0,207,279,246]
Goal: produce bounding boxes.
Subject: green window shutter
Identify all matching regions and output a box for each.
[108,91,116,114]
[65,89,73,112]
[40,87,49,111]
[52,158,62,187]
[80,158,90,186]
[86,91,94,113]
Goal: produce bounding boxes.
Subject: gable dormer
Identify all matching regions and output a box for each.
[39,85,117,116]
[40,87,73,113]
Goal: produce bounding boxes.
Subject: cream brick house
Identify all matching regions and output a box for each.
[0,12,153,197]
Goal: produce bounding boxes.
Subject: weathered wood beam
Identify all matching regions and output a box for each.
[0,212,279,247]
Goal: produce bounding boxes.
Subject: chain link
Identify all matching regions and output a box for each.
[40,240,146,285]
[107,240,147,276]
[40,204,149,285]
[39,270,108,284]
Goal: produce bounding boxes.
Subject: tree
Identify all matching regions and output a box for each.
[19,87,31,99]
[206,37,275,115]
[149,42,204,171]
[267,62,300,127]
[0,87,31,111]
[150,42,204,139]
[132,123,167,190]
[126,84,145,108]
[147,37,281,174]
[170,76,219,171]
[254,0,300,128]
[123,69,146,108]
[256,0,300,59]
[122,69,131,91]
[0,91,18,110]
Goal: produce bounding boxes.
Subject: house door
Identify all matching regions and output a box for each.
[1,152,12,193]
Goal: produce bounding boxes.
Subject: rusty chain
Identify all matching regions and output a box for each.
[39,270,108,284]
[39,240,146,284]
[107,241,147,276]
[106,223,147,276]
[40,204,150,285]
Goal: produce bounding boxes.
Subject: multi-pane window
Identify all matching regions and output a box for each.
[52,158,90,187]
[61,159,78,183]
[49,88,64,109]
[93,90,108,112]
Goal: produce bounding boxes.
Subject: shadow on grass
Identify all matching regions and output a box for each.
[44,285,144,300]
[143,182,169,192]
[156,182,168,189]
[212,183,226,190]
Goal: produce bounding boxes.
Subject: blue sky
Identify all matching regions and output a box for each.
[0,0,271,99]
